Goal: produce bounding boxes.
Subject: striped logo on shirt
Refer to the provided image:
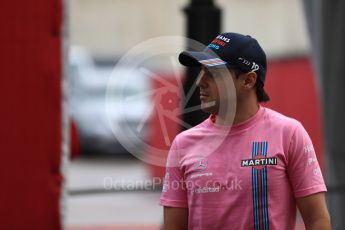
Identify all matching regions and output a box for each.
[251,141,270,230]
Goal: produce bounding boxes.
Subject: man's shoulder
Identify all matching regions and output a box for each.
[263,107,301,128]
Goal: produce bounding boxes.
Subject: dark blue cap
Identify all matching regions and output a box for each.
[179,32,267,85]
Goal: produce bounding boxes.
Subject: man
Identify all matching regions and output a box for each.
[160,32,331,230]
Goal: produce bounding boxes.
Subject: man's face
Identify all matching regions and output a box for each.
[196,66,238,114]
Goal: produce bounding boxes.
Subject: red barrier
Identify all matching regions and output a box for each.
[146,75,182,178]
[0,0,63,229]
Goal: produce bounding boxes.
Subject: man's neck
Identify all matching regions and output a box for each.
[215,101,260,125]
[233,102,260,124]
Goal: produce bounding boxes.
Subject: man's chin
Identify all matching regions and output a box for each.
[200,101,217,114]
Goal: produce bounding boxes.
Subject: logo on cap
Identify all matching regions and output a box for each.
[199,58,227,67]
[238,58,260,72]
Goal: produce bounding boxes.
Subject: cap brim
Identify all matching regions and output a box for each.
[178,51,228,68]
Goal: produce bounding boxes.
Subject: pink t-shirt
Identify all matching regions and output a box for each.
[160,106,326,230]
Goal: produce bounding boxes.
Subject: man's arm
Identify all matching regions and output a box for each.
[296,192,331,229]
[163,206,188,230]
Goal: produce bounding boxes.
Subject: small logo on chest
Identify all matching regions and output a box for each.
[194,158,208,171]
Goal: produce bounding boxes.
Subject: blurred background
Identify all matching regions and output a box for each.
[66,0,318,229]
[1,0,344,229]
[68,0,308,228]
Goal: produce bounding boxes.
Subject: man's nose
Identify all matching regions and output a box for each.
[196,70,206,87]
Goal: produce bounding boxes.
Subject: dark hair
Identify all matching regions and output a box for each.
[256,81,270,102]
[231,68,270,102]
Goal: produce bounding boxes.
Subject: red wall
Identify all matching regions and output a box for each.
[0,0,62,229]
[265,57,324,168]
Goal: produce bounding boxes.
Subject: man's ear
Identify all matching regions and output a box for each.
[243,72,257,89]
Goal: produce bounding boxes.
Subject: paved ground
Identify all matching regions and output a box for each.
[65,156,305,230]
[65,156,163,230]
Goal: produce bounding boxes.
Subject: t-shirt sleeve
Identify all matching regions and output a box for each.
[159,137,188,208]
[287,122,327,198]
